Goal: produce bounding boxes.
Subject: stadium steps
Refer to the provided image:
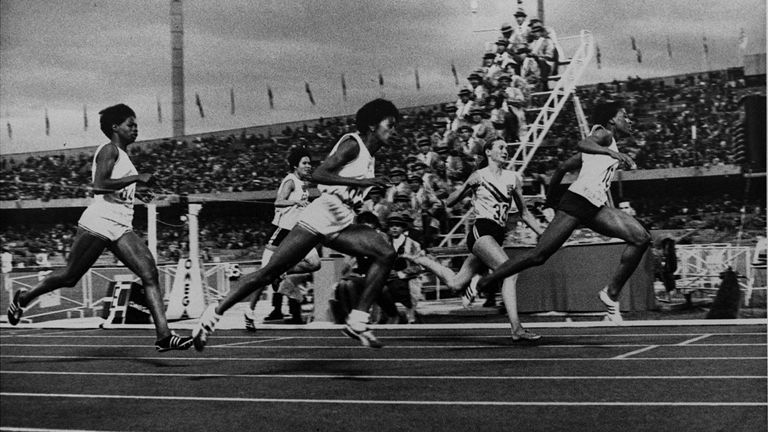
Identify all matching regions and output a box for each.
[437,30,595,248]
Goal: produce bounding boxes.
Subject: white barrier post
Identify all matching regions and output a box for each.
[147,202,157,261]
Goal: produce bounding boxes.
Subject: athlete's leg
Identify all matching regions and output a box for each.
[477,210,581,291]
[325,225,396,314]
[19,228,107,308]
[585,207,652,299]
[287,248,321,274]
[471,236,537,339]
[407,253,483,292]
[249,247,275,312]
[110,231,171,340]
[217,226,321,314]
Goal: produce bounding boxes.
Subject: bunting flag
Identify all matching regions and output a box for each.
[630,36,637,51]
[450,62,459,86]
[83,104,88,131]
[595,43,601,69]
[195,93,205,118]
[666,36,672,58]
[636,48,642,63]
[267,86,274,109]
[378,71,384,88]
[305,82,316,106]
[230,87,235,115]
[45,109,50,136]
[157,98,162,123]
[414,68,421,90]
[703,36,709,59]
[738,28,748,50]
[6,122,11,140]
[341,74,347,101]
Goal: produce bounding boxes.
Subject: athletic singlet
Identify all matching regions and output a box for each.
[90,142,137,218]
[318,132,374,210]
[272,173,309,229]
[568,125,619,207]
[470,167,522,226]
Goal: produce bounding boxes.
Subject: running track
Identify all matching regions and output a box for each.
[1,324,766,432]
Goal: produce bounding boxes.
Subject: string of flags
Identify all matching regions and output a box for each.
[16,29,754,139]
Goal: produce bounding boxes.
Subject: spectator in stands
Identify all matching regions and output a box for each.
[499,22,514,45]
[443,103,460,136]
[467,72,490,106]
[455,88,475,126]
[415,136,439,168]
[529,23,556,91]
[510,8,530,46]
[514,45,540,91]
[378,214,422,324]
[385,166,409,203]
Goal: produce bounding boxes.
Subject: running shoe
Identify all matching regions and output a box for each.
[244,310,256,332]
[6,290,26,326]
[599,287,623,323]
[511,328,542,342]
[193,304,221,351]
[263,309,284,323]
[462,276,479,308]
[155,332,194,352]
[342,324,383,348]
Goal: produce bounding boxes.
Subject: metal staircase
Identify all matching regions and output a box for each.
[437,30,595,248]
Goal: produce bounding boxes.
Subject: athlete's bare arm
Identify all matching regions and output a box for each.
[445,171,478,208]
[511,187,544,236]
[577,129,635,169]
[311,138,389,189]
[274,178,302,208]
[92,144,150,194]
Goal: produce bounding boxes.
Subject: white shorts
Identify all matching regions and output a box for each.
[297,194,355,239]
[78,205,133,242]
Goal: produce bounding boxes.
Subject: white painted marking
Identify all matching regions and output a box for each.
[2,370,764,381]
[677,334,712,345]
[1,392,764,406]
[1,354,765,362]
[2,318,766,331]
[613,345,659,359]
[0,427,124,432]
[2,332,766,340]
[212,337,293,347]
[0,342,764,349]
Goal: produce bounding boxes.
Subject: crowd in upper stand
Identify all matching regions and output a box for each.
[1,7,765,264]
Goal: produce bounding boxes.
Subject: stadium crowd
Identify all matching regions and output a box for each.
[1,9,765,266]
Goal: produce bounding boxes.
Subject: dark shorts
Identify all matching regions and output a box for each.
[557,190,601,221]
[466,218,505,251]
[266,227,291,248]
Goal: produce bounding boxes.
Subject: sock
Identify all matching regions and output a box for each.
[347,309,370,330]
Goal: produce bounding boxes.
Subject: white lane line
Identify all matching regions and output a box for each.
[1,392,764,406]
[1,343,765,349]
[0,427,124,432]
[2,370,765,380]
[613,345,659,359]
[677,334,712,345]
[2,332,766,340]
[2,354,765,362]
[213,337,294,347]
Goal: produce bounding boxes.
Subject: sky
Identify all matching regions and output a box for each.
[0,0,765,154]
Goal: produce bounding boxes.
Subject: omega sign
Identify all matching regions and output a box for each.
[182,259,192,307]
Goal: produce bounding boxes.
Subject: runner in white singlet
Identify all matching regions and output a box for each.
[404,139,544,341]
[477,101,651,323]
[245,147,321,329]
[6,104,192,351]
[194,99,401,350]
